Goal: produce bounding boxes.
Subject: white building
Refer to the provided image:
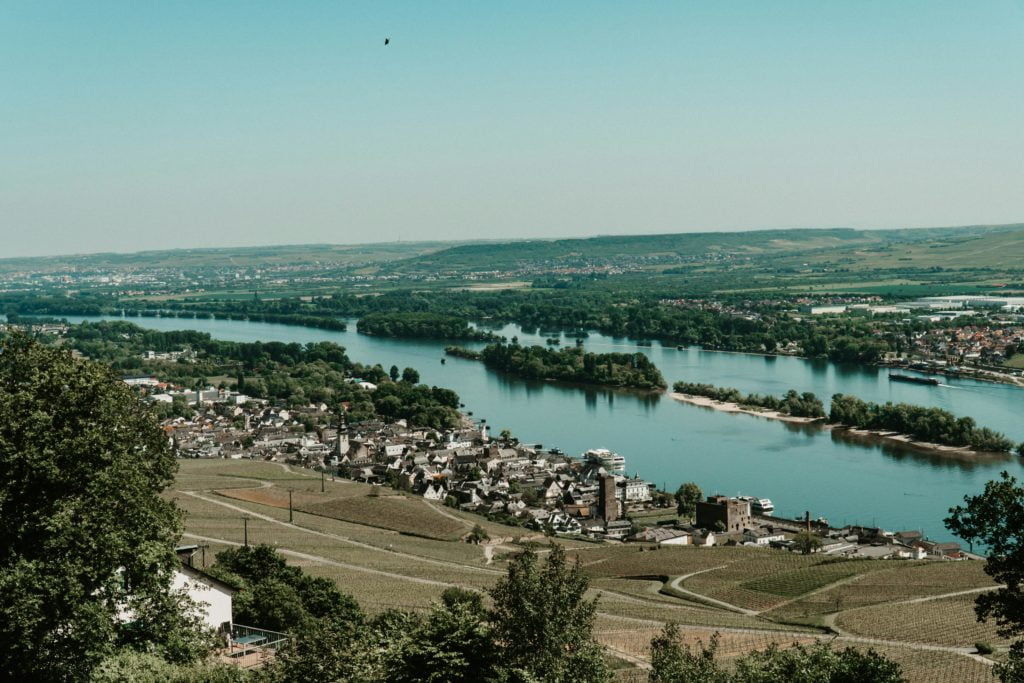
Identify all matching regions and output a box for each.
[172,564,236,632]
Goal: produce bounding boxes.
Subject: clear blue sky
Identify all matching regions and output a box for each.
[2,1,1023,257]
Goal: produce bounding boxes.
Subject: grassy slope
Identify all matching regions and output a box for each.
[170,460,1005,681]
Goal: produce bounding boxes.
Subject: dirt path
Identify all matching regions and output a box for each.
[896,585,997,605]
[603,612,994,662]
[667,566,759,616]
[181,490,504,576]
[182,532,460,589]
[759,572,865,615]
[422,499,473,528]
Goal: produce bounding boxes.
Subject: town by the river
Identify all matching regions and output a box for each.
[62,314,1024,544]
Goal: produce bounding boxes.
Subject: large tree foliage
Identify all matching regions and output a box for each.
[0,335,195,681]
[476,343,666,390]
[946,471,1024,682]
[209,545,363,633]
[650,624,903,682]
[488,544,611,683]
[650,625,726,683]
[830,393,1014,453]
[675,482,703,519]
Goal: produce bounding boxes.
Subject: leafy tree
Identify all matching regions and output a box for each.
[649,628,903,683]
[440,587,486,618]
[792,531,824,555]
[386,602,494,683]
[733,642,904,682]
[488,544,611,683]
[650,625,726,683]
[91,651,252,683]
[389,364,400,381]
[0,335,200,682]
[210,545,362,633]
[946,471,1024,682]
[401,367,420,384]
[675,482,703,518]
[468,524,490,543]
[267,616,378,683]
[234,579,308,633]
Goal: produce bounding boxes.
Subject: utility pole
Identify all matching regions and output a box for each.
[321,470,325,493]
[289,489,293,523]
[243,516,249,547]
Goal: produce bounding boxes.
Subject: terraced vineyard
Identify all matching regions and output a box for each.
[766,560,998,621]
[299,494,471,540]
[837,592,1009,648]
[169,460,1009,681]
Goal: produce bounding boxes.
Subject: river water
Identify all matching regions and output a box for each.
[62,314,1024,543]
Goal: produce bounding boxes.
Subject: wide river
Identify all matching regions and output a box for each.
[64,314,1024,544]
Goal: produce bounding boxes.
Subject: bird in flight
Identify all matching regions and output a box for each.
[384,37,390,46]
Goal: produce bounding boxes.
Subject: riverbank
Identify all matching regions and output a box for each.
[669,392,822,425]
[670,392,1014,460]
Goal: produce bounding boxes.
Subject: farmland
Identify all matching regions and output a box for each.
[170,460,1007,681]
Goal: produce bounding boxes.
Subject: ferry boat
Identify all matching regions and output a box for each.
[585,448,626,473]
[740,496,775,515]
[889,373,939,386]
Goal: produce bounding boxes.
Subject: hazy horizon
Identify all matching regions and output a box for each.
[3,2,1023,258]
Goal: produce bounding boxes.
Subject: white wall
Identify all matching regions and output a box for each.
[172,568,233,631]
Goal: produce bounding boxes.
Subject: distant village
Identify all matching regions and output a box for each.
[141,369,977,564]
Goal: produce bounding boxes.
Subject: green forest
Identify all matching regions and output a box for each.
[356,312,494,340]
[451,342,667,390]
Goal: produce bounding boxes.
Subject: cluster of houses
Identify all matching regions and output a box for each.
[624,493,970,560]
[902,324,1023,367]
[141,373,975,559]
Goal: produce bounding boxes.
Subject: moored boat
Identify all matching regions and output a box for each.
[889,373,940,386]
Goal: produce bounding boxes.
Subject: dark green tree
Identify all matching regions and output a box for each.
[0,335,198,682]
[946,471,1024,682]
[210,545,362,633]
[733,642,904,682]
[386,602,494,683]
[401,367,420,384]
[650,625,727,683]
[488,544,610,683]
[675,481,703,518]
[267,616,378,683]
[792,531,824,555]
[389,365,400,382]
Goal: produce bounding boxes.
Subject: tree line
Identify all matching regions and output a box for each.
[449,342,667,390]
[830,394,1018,453]
[62,320,461,431]
[357,312,494,340]
[672,381,827,418]
[3,288,908,364]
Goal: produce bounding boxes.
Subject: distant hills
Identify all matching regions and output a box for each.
[2,223,1022,276]
[381,224,1024,276]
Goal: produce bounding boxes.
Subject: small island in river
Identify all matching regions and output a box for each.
[447,343,667,391]
[671,380,1020,458]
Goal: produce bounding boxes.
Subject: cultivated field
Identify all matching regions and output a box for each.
[169,459,1008,681]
